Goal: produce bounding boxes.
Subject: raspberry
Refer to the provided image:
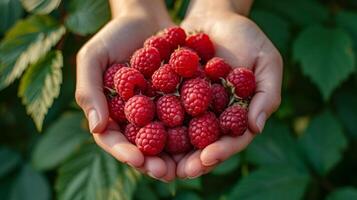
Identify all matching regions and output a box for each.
[226,68,256,99]
[143,80,158,97]
[180,78,212,116]
[219,105,248,136]
[144,35,171,61]
[211,84,229,114]
[103,63,126,91]
[124,95,155,127]
[188,112,220,149]
[130,47,161,78]
[124,123,140,144]
[136,122,167,155]
[107,95,126,123]
[190,65,206,79]
[163,26,186,50]
[185,33,215,62]
[156,95,185,127]
[169,48,199,78]
[114,67,147,101]
[152,64,180,93]
[165,126,192,154]
[205,57,231,81]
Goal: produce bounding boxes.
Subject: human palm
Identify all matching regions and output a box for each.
[176,12,283,178]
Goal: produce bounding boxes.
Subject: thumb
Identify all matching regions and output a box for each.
[75,42,109,133]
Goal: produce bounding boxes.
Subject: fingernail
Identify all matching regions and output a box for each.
[88,109,99,132]
[147,172,158,179]
[188,172,202,179]
[256,112,266,133]
[203,159,219,166]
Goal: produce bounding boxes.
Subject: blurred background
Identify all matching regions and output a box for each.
[1,0,357,199]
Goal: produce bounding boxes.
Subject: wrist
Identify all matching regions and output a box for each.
[109,0,172,28]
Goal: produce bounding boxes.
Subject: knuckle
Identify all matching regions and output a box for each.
[75,89,90,108]
[272,95,282,111]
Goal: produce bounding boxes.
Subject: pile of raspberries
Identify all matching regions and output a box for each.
[103,27,256,156]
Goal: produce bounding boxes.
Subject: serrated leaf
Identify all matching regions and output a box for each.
[212,154,240,175]
[246,119,306,171]
[334,89,357,138]
[326,187,357,200]
[293,26,355,100]
[56,142,141,200]
[229,166,310,200]
[21,0,61,14]
[9,164,50,200]
[65,0,109,35]
[251,10,290,54]
[0,15,65,91]
[32,112,89,170]
[0,0,23,33]
[0,147,21,177]
[255,0,328,26]
[299,111,347,176]
[18,50,63,131]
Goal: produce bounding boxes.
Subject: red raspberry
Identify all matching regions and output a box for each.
[211,84,229,114]
[156,95,185,127]
[188,112,220,149]
[165,126,192,154]
[143,80,158,97]
[130,47,161,78]
[205,57,231,81]
[180,78,212,116]
[152,64,180,93]
[144,35,171,61]
[219,105,248,136]
[136,122,167,155]
[190,65,206,79]
[169,48,199,78]
[107,95,126,123]
[124,123,140,144]
[124,95,155,127]
[226,68,256,99]
[103,63,126,90]
[114,67,147,101]
[163,26,186,50]
[185,33,215,62]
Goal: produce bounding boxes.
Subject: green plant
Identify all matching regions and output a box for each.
[0,0,357,199]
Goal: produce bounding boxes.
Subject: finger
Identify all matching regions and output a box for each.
[200,130,254,166]
[93,121,144,167]
[177,151,193,178]
[76,40,109,133]
[248,43,283,133]
[173,154,186,163]
[139,156,167,179]
[184,150,203,178]
[160,154,176,182]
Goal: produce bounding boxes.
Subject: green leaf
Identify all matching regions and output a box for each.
[212,154,240,175]
[56,142,141,200]
[18,50,63,131]
[174,192,201,200]
[299,111,347,176]
[293,26,355,100]
[21,0,61,14]
[32,112,89,170]
[326,187,357,200]
[246,119,306,171]
[177,178,202,190]
[0,0,23,33]
[0,147,21,177]
[251,10,290,54]
[334,89,357,138]
[255,0,328,26]
[65,0,109,35]
[0,15,65,91]
[9,164,50,200]
[229,166,310,200]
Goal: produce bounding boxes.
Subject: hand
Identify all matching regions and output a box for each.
[75,1,176,182]
[177,2,283,178]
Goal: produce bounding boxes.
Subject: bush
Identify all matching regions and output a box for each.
[0,0,357,199]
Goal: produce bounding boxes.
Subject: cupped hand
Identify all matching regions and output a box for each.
[75,13,176,182]
[177,11,283,178]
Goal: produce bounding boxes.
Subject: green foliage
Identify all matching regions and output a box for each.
[0,0,357,200]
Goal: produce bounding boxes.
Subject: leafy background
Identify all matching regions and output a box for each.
[1,0,357,199]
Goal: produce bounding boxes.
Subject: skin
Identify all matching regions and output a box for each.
[75,0,282,181]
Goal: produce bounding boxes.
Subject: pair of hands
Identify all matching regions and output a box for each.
[75,4,282,182]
